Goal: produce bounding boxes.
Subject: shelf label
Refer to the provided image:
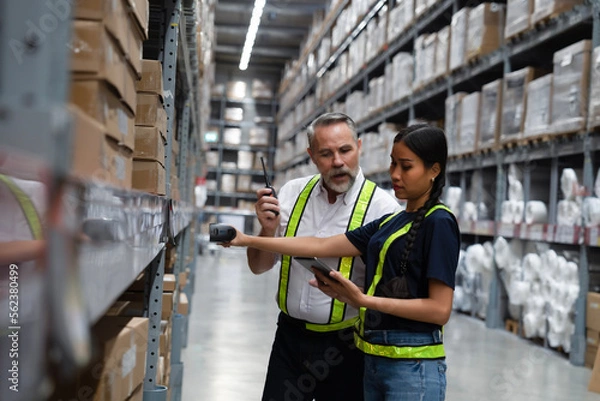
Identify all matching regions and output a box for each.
[459,220,473,233]
[553,225,577,244]
[474,220,495,236]
[497,223,516,238]
[527,224,546,241]
[586,227,600,247]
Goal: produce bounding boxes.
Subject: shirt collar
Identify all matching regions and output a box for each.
[316,168,366,205]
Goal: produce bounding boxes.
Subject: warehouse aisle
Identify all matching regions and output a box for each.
[182,248,600,401]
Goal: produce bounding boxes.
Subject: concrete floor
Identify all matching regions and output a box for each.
[182,248,600,401]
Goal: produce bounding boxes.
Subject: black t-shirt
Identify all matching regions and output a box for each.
[345,208,460,332]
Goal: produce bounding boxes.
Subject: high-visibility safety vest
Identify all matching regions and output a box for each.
[354,204,452,359]
[0,173,43,240]
[278,174,377,332]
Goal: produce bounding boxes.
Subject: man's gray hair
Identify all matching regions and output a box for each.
[306,112,358,149]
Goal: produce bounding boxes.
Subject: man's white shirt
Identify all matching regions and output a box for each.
[274,169,401,323]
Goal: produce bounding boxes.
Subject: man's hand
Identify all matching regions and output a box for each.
[255,187,280,233]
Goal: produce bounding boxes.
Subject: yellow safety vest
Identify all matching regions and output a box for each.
[0,173,43,240]
[278,175,377,332]
[355,204,452,359]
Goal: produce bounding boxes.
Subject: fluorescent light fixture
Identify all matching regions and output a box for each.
[239,0,266,71]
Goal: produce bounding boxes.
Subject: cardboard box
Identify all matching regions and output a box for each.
[134,126,166,165]
[467,3,505,61]
[136,93,167,132]
[588,329,600,348]
[126,0,150,40]
[505,0,533,39]
[135,59,163,95]
[71,20,138,113]
[551,40,591,134]
[478,79,503,150]
[588,292,600,332]
[70,80,135,150]
[71,21,126,101]
[524,74,553,137]
[177,292,189,315]
[179,271,188,291]
[74,0,143,76]
[589,346,600,393]
[163,274,176,292]
[586,345,598,368]
[132,160,166,195]
[81,316,148,401]
[70,105,132,189]
[70,105,107,180]
[589,46,600,129]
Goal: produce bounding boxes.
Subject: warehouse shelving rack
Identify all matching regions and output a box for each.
[203,72,279,232]
[275,0,600,367]
[0,0,205,400]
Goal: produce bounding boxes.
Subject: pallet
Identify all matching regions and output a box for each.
[505,319,520,335]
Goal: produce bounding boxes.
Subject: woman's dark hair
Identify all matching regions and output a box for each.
[394,124,448,270]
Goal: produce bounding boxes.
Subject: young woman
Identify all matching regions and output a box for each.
[223,124,460,401]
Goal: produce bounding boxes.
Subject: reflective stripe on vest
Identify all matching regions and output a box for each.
[355,204,452,359]
[278,175,321,315]
[0,174,43,240]
[278,176,377,332]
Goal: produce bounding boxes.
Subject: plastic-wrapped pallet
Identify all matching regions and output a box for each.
[223,128,242,145]
[589,47,600,129]
[422,33,437,86]
[449,8,471,71]
[236,175,252,192]
[391,52,414,102]
[551,40,591,134]
[220,174,236,193]
[524,74,553,138]
[251,79,274,99]
[531,0,583,25]
[434,26,450,79]
[478,79,503,151]
[249,127,270,146]
[237,151,254,170]
[501,67,544,143]
[415,0,429,18]
[458,92,481,154]
[466,3,505,62]
[445,92,468,156]
[388,0,414,43]
[226,81,246,100]
[504,0,533,40]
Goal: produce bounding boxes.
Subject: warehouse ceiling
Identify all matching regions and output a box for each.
[214,0,329,76]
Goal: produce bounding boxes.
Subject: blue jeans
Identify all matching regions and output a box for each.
[362,330,447,401]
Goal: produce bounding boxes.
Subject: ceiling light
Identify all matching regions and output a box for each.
[239,0,266,71]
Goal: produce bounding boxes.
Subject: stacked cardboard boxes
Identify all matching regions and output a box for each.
[587,292,600,368]
[133,60,168,195]
[69,0,148,189]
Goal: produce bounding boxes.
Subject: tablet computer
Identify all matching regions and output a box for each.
[294,257,338,281]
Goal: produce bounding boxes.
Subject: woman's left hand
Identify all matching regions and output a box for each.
[309,270,365,309]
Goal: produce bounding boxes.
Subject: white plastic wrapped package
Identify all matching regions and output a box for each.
[525,200,548,224]
[560,168,580,200]
[463,201,478,221]
[556,199,581,226]
[445,186,463,216]
[583,197,600,227]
